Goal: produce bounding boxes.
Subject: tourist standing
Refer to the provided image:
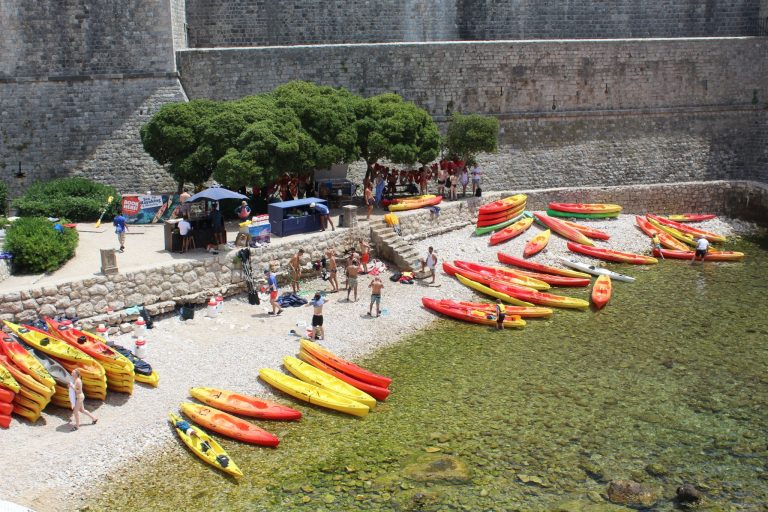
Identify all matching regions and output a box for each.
[436,166,448,196]
[309,293,325,340]
[459,166,469,197]
[470,162,482,196]
[310,202,334,231]
[419,166,429,195]
[346,258,359,302]
[178,215,193,253]
[368,277,384,317]
[326,247,339,293]
[69,369,98,430]
[289,249,304,293]
[113,210,128,253]
[691,235,709,264]
[264,269,283,315]
[420,246,438,284]
[364,184,375,220]
[359,239,371,274]
[495,299,506,330]
[449,172,458,201]
[209,204,225,245]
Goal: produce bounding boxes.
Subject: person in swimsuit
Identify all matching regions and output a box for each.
[346,259,359,302]
[368,277,384,317]
[69,368,98,430]
[436,167,447,196]
[470,163,481,196]
[364,184,375,220]
[420,246,438,284]
[325,247,339,292]
[359,239,371,274]
[459,166,469,197]
[449,172,458,200]
[309,293,325,340]
[264,269,283,315]
[289,248,304,293]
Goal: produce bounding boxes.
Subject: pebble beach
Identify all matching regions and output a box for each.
[0,213,752,512]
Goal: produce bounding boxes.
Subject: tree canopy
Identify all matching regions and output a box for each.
[444,113,499,164]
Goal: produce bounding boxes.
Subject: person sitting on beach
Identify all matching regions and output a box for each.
[691,235,709,264]
[309,293,325,340]
[264,269,283,315]
[346,259,359,302]
[495,299,506,330]
[325,247,339,293]
[368,277,384,317]
[289,248,304,293]
[420,246,438,284]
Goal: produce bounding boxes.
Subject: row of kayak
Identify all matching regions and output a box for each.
[170,339,392,477]
[0,319,159,428]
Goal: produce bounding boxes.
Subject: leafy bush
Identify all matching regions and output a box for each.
[4,217,79,273]
[13,178,119,222]
[0,180,8,215]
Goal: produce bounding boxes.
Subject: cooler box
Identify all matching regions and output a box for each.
[248,215,271,243]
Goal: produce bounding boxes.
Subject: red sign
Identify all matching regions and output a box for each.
[121,196,141,216]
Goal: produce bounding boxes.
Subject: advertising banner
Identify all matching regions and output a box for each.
[121,194,179,224]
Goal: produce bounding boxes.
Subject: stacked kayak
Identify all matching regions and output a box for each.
[422,297,526,327]
[283,356,377,409]
[112,344,160,387]
[645,216,696,246]
[297,350,390,401]
[424,298,553,318]
[17,340,73,409]
[646,214,726,243]
[180,402,280,446]
[190,387,301,420]
[548,202,622,219]
[652,248,745,262]
[169,412,243,477]
[300,339,392,389]
[388,195,442,212]
[533,213,595,246]
[489,216,533,246]
[591,275,612,310]
[567,242,658,265]
[476,194,527,228]
[560,220,610,240]
[635,216,690,251]
[0,381,15,428]
[46,318,135,394]
[0,352,54,423]
[442,262,534,306]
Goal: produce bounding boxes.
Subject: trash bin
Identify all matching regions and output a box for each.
[100,249,118,275]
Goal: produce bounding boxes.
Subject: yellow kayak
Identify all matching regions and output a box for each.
[0,362,20,393]
[259,368,369,417]
[135,370,160,387]
[283,356,376,409]
[168,412,243,478]
[1,335,56,389]
[4,322,95,365]
[455,273,534,306]
[646,217,696,246]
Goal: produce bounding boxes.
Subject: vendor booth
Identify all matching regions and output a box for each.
[268,197,327,237]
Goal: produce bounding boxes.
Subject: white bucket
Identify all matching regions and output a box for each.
[135,338,147,359]
[207,298,218,318]
[134,318,146,337]
[216,296,224,313]
[96,324,110,343]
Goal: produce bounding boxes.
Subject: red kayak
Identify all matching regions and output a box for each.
[181,402,279,447]
[431,299,553,318]
[646,214,726,243]
[490,282,589,309]
[300,339,392,388]
[533,213,594,246]
[45,318,130,369]
[444,261,545,292]
[422,297,526,328]
[478,194,527,216]
[667,213,716,223]
[477,204,525,226]
[591,275,612,309]
[548,202,622,215]
[453,260,550,290]
[634,216,690,251]
[497,251,591,279]
[560,220,610,240]
[524,229,550,258]
[489,217,534,246]
[190,387,302,420]
[494,267,589,287]
[652,248,745,261]
[567,242,658,265]
[297,350,390,401]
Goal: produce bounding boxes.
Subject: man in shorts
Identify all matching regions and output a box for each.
[325,247,339,292]
[691,235,709,264]
[310,202,334,231]
[346,258,359,302]
[309,293,325,340]
[368,277,384,317]
[359,239,371,274]
[289,248,304,293]
[420,246,438,284]
[264,269,283,315]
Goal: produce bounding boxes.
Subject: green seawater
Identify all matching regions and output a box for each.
[90,237,768,511]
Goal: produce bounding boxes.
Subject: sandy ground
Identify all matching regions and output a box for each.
[0,211,747,512]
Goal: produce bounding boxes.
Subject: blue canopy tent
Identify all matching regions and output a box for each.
[186,187,248,203]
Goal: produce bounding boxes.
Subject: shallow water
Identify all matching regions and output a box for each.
[89,236,768,511]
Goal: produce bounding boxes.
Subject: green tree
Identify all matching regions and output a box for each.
[271,82,361,173]
[355,94,441,179]
[444,113,499,164]
[140,99,221,192]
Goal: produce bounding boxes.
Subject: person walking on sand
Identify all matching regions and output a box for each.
[69,369,98,430]
[359,239,371,274]
[113,210,128,253]
[325,247,339,292]
[420,246,438,284]
[368,277,384,317]
[691,235,709,264]
[495,299,506,330]
[264,269,283,315]
[308,292,325,340]
[346,258,359,302]
[289,248,304,293]
[364,183,375,220]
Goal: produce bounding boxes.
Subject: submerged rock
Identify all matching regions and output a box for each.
[645,463,668,477]
[675,483,704,505]
[606,479,659,507]
[403,455,470,484]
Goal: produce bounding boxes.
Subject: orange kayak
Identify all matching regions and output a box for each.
[388,195,442,212]
[634,216,691,251]
[299,339,392,389]
[0,334,56,389]
[652,248,745,262]
[533,213,594,246]
[496,251,591,279]
[490,282,589,309]
[548,202,622,215]
[431,299,553,318]
[524,229,550,258]
[560,220,610,240]
[45,318,130,369]
[180,402,280,446]
[646,214,725,243]
[452,260,550,290]
[489,217,534,246]
[297,350,391,401]
[478,194,527,216]
[591,275,612,309]
[190,387,302,420]
[567,242,658,265]
[477,203,525,227]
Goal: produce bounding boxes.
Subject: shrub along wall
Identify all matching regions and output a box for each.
[3,218,79,274]
[13,178,120,222]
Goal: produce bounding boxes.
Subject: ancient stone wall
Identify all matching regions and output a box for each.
[184,0,760,47]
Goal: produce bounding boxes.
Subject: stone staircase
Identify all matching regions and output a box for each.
[370,220,421,271]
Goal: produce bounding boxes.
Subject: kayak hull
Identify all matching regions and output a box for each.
[489,217,534,246]
[646,214,725,243]
[567,241,658,265]
[652,248,745,261]
[634,216,691,251]
[190,387,302,420]
[297,350,391,401]
[422,297,526,327]
[478,194,527,216]
[181,402,279,446]
[523,229,550,258]
[591,275,612,309]
[388,196,442,212]
[490,282,589,310]
[497,251,591,279]
[453,260,550,290]
[548,202,622,214]
[534,213,595,246]
[283,356,377,408]
[430,299,553,318]
[259,368,369,417]
[668,213,716,222]
[299,339,391,388]
[557,257,636,283]
[443,262,534,306]
[546,209,619,219]
[475,213,526,235]
[476,204,525,226]
[169,412,243,477]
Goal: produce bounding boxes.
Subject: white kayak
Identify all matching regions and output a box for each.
[0,500,37,512]
[557,257,636,283]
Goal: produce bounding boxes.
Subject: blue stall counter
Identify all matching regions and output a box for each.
[268,197,328,237]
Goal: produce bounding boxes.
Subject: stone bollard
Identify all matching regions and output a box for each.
[342,204,358,228]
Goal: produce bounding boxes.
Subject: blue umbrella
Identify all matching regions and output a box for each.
[186,187,248,203]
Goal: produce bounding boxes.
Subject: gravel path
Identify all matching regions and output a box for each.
[0,213,750,511]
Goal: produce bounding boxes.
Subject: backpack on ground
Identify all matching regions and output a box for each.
[474,187,482,197]
[389,272,402,282]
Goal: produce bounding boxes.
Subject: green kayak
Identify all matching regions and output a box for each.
[546,209,620,219]
[475,213,527,235]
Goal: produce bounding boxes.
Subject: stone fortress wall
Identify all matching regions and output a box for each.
[0,0,766,202]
